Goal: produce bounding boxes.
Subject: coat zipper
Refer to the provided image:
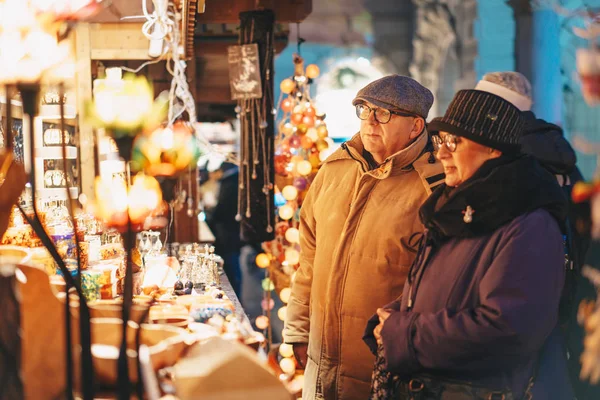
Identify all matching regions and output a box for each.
[341,142,368,173]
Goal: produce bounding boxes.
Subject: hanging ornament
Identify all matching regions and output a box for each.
[277,306,288,321]
[262,278,275,291]
[258,50,330,350]
[255,315,270,330]
[279,342,294,357]
[281,97,294,113]
[256,253,271,268]
[280,78,296,94]
[285,228,300,244]
[280,357,296,375]
[278,205,294,220]
[261,298,275,311]
[282,185,299,201]
[306,64,320,79]
[296,160,312,176]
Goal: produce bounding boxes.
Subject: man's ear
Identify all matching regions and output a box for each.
[409,117,425,140]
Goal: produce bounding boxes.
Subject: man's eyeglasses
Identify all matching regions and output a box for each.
[355,104,417,124]
[431,134,460,152]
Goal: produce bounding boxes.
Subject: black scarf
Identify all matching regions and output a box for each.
[419,155,568,242]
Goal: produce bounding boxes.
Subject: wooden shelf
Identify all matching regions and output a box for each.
[35,146,78,160]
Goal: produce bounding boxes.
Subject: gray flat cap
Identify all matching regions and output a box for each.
[352,75,434,119]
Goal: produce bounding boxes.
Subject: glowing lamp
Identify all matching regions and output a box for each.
[280,78,296,94]
[306,64,320,79]
[296,160,312,176]
[304,106,316,117]
[279,343,294,358]
[255,315,269,330]
[285,228,300,244]
[317,124,329,139]
[128,174,163,225]
[306,127,319,141]
[256,253,271,268]
[280,287,292,304]
[282,185,298,201]
[291,113,303,125]
[93,173,162,232]
[132,121,201,177]
[301,135,314,149]
[280,358,296,375]
[277,306,288,321]
[281,122,295,136]
[278,205,294,220]
[302,115,315,127]
[281,98,294,113]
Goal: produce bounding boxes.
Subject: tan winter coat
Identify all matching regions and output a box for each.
[283,132,444,400]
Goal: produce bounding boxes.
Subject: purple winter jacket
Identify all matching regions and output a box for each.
[364,209,573,398]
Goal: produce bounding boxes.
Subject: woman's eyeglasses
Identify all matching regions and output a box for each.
[431,134,460,152]
[355,104,417,124]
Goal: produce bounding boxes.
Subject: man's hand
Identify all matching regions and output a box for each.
[374,308,392,346]
[292,343,309,369]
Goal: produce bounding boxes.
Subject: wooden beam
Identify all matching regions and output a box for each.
[74,23,95,200]
[89,23,152,60]
[197,0,312,23]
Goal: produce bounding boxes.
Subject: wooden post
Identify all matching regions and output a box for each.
[74,24,95,201]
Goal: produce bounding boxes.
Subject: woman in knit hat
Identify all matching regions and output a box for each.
[363,89,574,399]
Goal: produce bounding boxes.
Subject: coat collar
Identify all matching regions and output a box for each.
[325,131,428,178]
[419,155,568,241]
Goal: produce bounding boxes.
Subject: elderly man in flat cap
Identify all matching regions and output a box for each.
[284,75,444,400]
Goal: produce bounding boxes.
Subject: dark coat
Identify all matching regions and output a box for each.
[520,112,597,398]
[206,163,242,255]
[364,156,573,399]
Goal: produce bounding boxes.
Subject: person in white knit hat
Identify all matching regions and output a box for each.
[478,71,596,400]
[475,71,579,180]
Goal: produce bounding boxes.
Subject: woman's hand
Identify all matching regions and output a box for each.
[374,308,392,345]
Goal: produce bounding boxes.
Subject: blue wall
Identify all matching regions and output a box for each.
[474,1,515,79]
[532,9,563,125]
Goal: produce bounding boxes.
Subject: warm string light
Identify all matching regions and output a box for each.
[254,55,330,384]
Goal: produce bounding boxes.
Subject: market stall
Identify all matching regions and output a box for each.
[0,0,312,399]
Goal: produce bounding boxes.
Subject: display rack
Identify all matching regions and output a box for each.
[33,104,79,202]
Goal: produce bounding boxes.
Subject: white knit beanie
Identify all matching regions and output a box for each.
[474,71,533,111]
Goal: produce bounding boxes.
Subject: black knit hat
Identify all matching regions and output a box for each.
[428,90,524,153]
